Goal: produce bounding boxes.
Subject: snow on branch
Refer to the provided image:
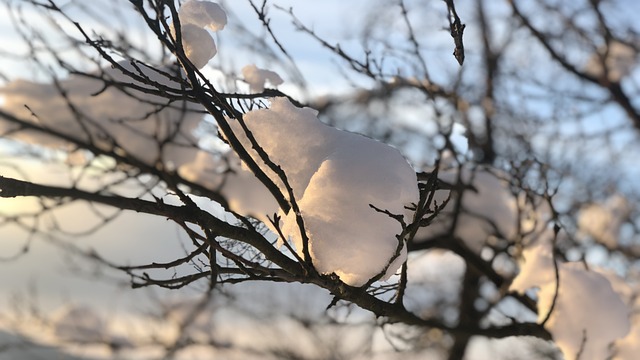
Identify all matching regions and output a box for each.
[510,238,631,360]
[0,61,203,168]
[169,0,228,69]
[242,64,284,92]
[218,97,419,286]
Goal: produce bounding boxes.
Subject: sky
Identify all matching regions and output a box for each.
[0,0,639,359]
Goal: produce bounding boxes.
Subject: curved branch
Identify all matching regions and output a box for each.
[508,0,640,130]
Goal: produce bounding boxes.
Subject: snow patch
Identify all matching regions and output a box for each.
[578,194,631,248]
[242,64,284,92]
[0,61,203,167]
[179,150,278,219]
[218,97,418,286]
[615,318,640,360]
[179,0,227,31]
[415,165,551,252]
[176,23,217,69]
[510,241,631,360]
[584,41,638,82]
[172,1,227,69]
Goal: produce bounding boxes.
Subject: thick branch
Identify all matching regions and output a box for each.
[0,175,303,276]
[311,274,551,340]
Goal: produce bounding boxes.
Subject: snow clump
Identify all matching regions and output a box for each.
[178,0,227,31]
[218,97,418,286]
[414,165,551,253]
[172,1,227,69]
[0,61,203,167]
[176,24,218,69]
[616,318,640,360]
[584,40,638,82]
[242,64,284,92]
[510,240,631,360]
[179,150,277,217]
[577,193,631,248]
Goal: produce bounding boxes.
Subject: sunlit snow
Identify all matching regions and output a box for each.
[0,61,203,167]
[584,40,638,82]
[172,1,227,69]
[510,241,631,360]
[178,0,227,32]
[242,64,284,92]
[577,194,631,248]
[176,23,218,69]
[415,165,550,253]
[206,98,418,286]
